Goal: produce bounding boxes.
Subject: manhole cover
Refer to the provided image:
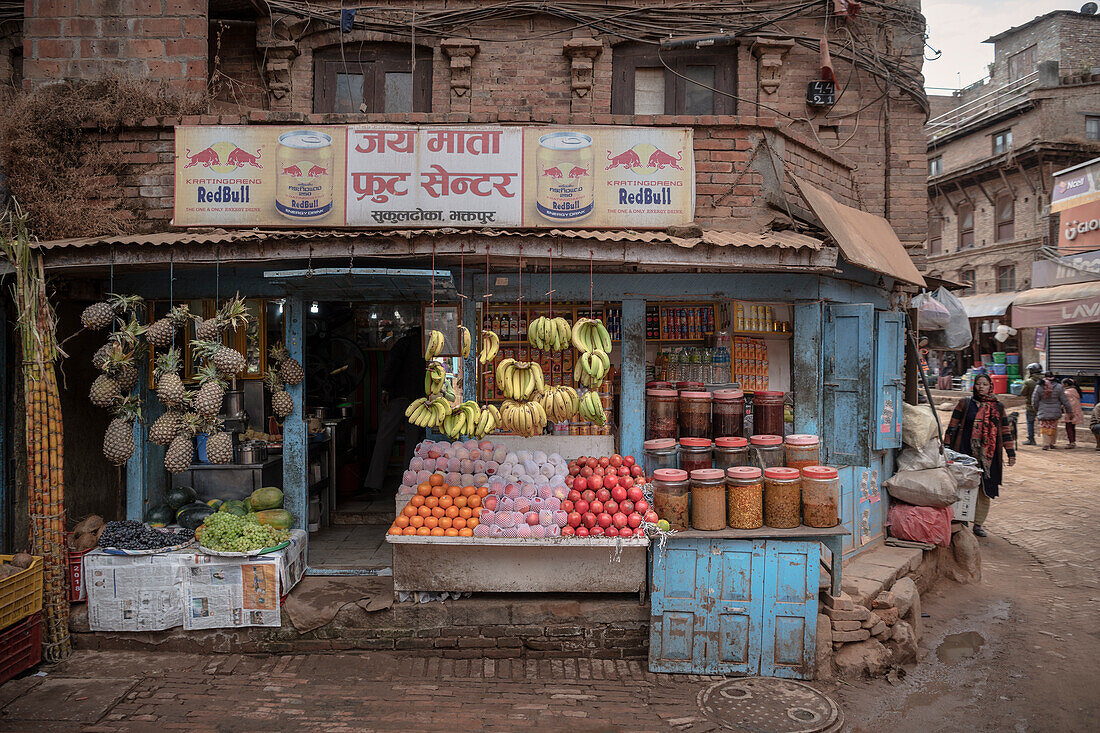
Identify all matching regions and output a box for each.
[696,678,842,732]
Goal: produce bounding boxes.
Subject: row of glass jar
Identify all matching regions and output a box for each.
[646,388,787,440]
[643,434,822,476]
[652,465,839,531]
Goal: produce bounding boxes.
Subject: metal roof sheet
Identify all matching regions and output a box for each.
[33,227,824,252]
[956,291,1018,318]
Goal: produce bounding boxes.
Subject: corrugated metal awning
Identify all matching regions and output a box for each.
[957,291,1018,318]
[1012,280,1100,327]
[790,175,926,286]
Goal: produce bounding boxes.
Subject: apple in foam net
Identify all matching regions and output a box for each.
[526,512,540,526]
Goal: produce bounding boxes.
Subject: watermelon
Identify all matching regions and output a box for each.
[206,498,224,511]
[176,502,215,530]
[165,486,197,510]
[219,500,249,516]
[146,504,175,527]
[248,487,283,512]
[253,509,293,530]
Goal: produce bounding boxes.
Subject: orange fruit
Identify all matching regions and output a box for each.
[417,506,431,518]
[402,505,417,518]
[409,515,424,528]
[425,496,439,509]
[445,528,460,537]
[410,495,425,507]
[454,496,468,509]
[429,474,445,487]
[388,525,402,535]
[416,527,431,536]
[430,527,445,536]
[417,482,432,496]
[431,485,445,498]
[448,486,462,498]
[445,506,460,519]
[439,495,453,509]
[431,506,446,519]
[395,516,409,529]
[452,517,467,530]
[468,495,481,509]
[459,507,473,519]
[424,516,439,530]
[462,485,476,497]
[458,528,473,537]
[439,517,453,529]
[476,487,489,497]
[467,517,479,530]
[402,527,417,536]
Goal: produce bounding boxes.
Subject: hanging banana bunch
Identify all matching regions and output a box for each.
[570,317,613,389]
[478,329,500,364]
[578,390,607,426]
[538,385,580,423]
[424,361,447,397]
[526,316,572,352]
[405,395,452,428]
[458,326,471,358]
[424,329,445,359]
[500,399,548,438]
[495,358,545,400]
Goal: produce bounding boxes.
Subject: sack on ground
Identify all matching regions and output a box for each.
[924,287,972,350]
[913,292,951,331]
[887,502,954,546]
[902,402,939,448]
[884,466,959,508]
[896,439,946,471]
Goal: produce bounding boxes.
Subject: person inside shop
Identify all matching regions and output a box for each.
[944,373,1016,538]
[1061,378,1085,450]
[1020,363,1043,445]
[363,325,426,497]
[938,355,957,391]
[1032,372,1072,451]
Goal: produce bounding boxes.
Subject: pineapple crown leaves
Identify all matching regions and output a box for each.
[217,294,253,332]
[111,394,144,424]
[153,346,182,377]
[269,341,289,364]
[177,411,205,437]
[195,414,224,436]
[103,343,136,372]
[107,293,145,315]
[189,338,224,359]
[195,362,228,389]
[263,369,287,393]
[167,303,194,325]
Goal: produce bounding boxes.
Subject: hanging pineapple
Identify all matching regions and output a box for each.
[164,413,200,474]
[269,342,304,386]
[264,370,294,418]
[154,347,186,409]
[81,293,144,331]
[202,418,234,465]
[145,304,193,349]
[196,294,252,341]
[105,346,139,394]
[103,395,142,465]
[89,370,120,408]
[148,409,184,446]
[191,339,245,377]
[192,363,227,419]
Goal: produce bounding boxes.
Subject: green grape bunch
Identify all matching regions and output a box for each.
[198,512,290,552]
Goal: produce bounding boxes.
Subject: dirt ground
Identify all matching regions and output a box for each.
[0,433,1097,732]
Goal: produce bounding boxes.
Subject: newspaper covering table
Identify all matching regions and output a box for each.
[85,530,307,632]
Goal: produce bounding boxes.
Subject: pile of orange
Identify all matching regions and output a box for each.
[388,473,487,538]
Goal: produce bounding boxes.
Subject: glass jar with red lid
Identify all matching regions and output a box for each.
[726,466,764,529]
[801,465,839,528]
[784,434,821,471]
[752,390,786,437]
[690,468,727,531]
[763,467,802,529]
[679,390,713,438]
[678,438,713,473]
[646,389,679,439]
[712,388,745,438]
[749,434,784,468]
[653,468,690,531]
[643,438,678,478]
[713,436,749,471]
[676,381,704,392]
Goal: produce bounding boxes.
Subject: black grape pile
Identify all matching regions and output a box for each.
[97,520,193,551]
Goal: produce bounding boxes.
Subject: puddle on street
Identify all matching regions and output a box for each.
[936,631,986,664]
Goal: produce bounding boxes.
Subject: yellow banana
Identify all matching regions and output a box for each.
[459,326,471,358]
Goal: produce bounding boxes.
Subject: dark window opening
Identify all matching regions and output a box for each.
[314,44,432,114]
[929,215,942,255]
[997,265,1016,293]
[612,44,735,115]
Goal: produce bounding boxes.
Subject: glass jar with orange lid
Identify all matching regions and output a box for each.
[643,438,678,478]
[678,438,713,473]
[713,436,749,471]
[801,465,839,528]
[752,390,786,436]
[784,434,821,471]
[689,468,727,531]
[653,468,690,531]
[646,389,679,439]
[678,391,713,439]
[726,466,764,529]
[763,467,802,528]
[712,389,745,438]
[750,434,784,468]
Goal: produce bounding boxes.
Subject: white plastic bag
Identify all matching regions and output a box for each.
[924,287,972,350]
[902,402,939,448]
[944,448,983,492]
[896,439,946,471]
[913,292,950,331]
[884,467,959,508]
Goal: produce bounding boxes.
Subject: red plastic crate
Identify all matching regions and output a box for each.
[65,534,93,603]
[0,612,42,685]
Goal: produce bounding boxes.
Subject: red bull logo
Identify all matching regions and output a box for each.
[536,132,594,222]
[183,142,265,175]
[184,146,221,169]
[605,144,685,175]
[226,147,263,169]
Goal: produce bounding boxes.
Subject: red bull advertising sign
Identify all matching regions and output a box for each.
[174,125,693,228]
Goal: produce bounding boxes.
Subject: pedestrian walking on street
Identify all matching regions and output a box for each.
[1061,378,1085,449]
[1031,372,1072,450]
[1020,363,1043,445]
[1091,402,1100,451]
[944,373,1016,537]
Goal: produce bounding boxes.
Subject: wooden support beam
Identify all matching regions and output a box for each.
[972,176,996,205]
[619,299,646,462]
[1015,162,1037,194]
[997,167,1016,197]
[934,184,957,215]
[953,181,976,209]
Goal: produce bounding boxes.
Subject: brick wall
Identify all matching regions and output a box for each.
[21,0,208,91]
[208,21,265,112]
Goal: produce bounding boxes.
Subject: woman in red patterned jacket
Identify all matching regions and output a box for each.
[943,373,1016,538]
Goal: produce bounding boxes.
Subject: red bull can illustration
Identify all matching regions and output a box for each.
[276,130,334,220]
[536,132,594,222]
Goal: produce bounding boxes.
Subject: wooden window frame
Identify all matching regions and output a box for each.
[992,129,1012,155]
[959,269,976,294]
[958,202,975,249]
[1086,115,1100,141]
[1008,45,1036,82]
[314,45,433,114]
[928,214,942,255]
[611,44,736,115]
[996,264,1016,293]
[929,156,942,177]
[995,194,1014,242]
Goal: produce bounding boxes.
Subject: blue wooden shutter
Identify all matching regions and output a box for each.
[709,540,765,675]
[649,539,711,673]
[759,540,817,679]
[873,311,905,450]
[822,303,873,466]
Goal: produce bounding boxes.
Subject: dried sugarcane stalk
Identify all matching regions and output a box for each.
[2,203,71,662]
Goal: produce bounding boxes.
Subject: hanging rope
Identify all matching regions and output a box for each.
[215,248,221,308]
[589,249,594,315]
[169,250,175,350]
[546,246,554,317]
[517,243,523,318]
[430,240,436,327]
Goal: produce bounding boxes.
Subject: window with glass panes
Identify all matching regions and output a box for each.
[995,194,1014,241]
[992,129,1012,155]
[612,45,735,115]
[997,265,1015,293]
[958,202,974,248]
[929,156,942,176]
[314,45,432,114]
[1087,115,1100,141]
[929,214,942,254]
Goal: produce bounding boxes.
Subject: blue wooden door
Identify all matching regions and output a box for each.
[708,540,765,675]
[759,540,818,679]
[649,538,711,673]
[838,466,858,557]
[823,304,873,467]
[873,311,905,450]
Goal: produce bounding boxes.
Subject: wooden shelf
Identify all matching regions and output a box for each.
[732,331,792,340]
